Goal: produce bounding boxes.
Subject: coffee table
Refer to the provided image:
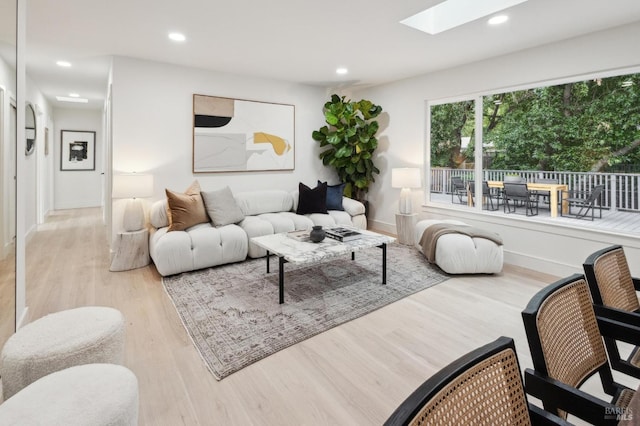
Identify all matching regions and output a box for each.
[250,228,395,304]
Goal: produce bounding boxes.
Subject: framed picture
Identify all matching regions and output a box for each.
[60,130,96,171]
[192,94,295,173]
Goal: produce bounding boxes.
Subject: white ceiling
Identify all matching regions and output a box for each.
[3,0,640,109]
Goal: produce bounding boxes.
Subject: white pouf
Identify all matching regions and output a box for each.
[1,306,125,400]
[0,363,138,426]
[415,219,504,274]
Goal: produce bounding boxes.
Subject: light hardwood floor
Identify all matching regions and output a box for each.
[19,207,635,425]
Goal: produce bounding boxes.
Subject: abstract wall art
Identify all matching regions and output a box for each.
[192,94,295,173]
[60,130,96,171]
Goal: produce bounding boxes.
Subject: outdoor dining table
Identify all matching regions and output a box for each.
[467,181,569,218]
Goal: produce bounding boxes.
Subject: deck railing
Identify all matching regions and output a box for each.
[431,168,640,212]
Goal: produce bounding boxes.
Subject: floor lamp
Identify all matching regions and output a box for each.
[112,173,154,232]
[392,168,421,214]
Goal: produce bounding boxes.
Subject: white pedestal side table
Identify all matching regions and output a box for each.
[110,228,150,271]
[395,213,417,245]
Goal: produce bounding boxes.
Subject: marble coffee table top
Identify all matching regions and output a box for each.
[250,227,395,264]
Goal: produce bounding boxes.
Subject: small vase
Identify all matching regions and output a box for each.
[309,225,325,243]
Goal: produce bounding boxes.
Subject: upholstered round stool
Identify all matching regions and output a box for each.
[0,363,139,425]
[0,306,125,400]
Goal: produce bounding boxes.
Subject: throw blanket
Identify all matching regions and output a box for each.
[419,223,504,264]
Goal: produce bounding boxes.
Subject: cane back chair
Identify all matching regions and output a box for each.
[583,245,640,379]
[522,274,640,425]
[384,336,569,426]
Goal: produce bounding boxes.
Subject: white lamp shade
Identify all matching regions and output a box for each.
[112,174,154,199]
[392,168,421,189]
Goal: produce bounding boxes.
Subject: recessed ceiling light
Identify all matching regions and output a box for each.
[68,93,80,98]
[56,96,88,103]
[336,68,348,75]
[401,0,527,35]
[168,32,186,42]
[488,15,509,25]
[56,60,72,67]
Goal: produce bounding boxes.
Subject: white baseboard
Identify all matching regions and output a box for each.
[503,250,580,277]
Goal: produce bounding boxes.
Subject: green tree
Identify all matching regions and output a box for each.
[430,100,475,167]
[482,73,640,172]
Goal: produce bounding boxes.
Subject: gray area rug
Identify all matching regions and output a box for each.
[162,243,448,380]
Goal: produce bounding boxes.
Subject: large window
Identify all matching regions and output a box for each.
[428,71,640,212]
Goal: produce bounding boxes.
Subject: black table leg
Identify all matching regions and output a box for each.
[266,250,270,273]
[279,256,285,304]
[378,243,387,284]
[351,252,355,261]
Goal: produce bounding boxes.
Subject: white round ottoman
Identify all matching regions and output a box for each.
[414,219,504,274]
[0,363,138,425]
[1,306,125,400]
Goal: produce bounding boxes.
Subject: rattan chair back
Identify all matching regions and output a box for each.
[384,337,535,426]
[412,349,530,425]
[524,275,608,389]
[584,245,639,312]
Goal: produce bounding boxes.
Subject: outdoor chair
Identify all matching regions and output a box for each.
[534,178,559,208]
[384,336,569,426]
[561,184,605,220]
[450,176,467,205]
[469,180,499,211]
[521,274,640,425]
[503,182,539,216]
[583,245,640,379]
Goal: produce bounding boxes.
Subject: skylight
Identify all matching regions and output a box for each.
[401,0,527,35]
[56,96,88,103]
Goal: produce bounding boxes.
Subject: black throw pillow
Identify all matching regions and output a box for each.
[296,182,328,214]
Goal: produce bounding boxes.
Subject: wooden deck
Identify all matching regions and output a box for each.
[430,193,640,236]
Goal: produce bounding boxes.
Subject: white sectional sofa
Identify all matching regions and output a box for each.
[149,189,366,276]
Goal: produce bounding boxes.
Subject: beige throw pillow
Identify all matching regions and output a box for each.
[165,180,208,232]
[201,186,245,227]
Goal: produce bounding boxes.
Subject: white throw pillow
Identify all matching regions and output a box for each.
[201,186,245,227]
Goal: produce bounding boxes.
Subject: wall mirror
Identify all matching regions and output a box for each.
[0,0,17,351]
[25,103,35,155]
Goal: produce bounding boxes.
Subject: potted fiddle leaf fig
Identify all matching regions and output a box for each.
[311,94,383,202]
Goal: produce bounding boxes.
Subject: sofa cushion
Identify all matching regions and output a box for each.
[201,186,245,227]
[296,182,327,215]
[235,190,294,216]
[165,181,208,232]
[150,199,170,229]
[150,223,247,276]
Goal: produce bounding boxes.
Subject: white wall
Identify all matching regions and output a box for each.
[110,57,334,241]
[354,22,640,276]
[53,108,103,210]
[24,78,54,234]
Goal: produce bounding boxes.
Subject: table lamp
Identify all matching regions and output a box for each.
[112,173,154,232]
[392,168,421,214]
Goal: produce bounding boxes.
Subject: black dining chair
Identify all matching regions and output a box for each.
[561,185,605,220]
[522,274,640,424]
[384,336,570,425]
[450,176,467,205]
[468,180,499,211]
[503,182,539,216]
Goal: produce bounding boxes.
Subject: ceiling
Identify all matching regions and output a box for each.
[3,0,640,110]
